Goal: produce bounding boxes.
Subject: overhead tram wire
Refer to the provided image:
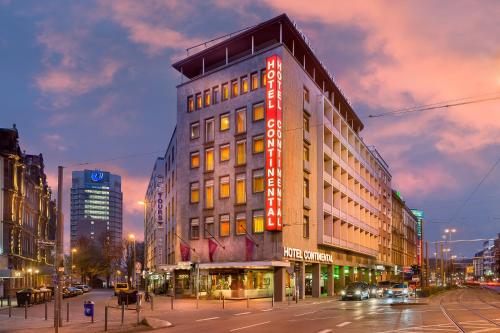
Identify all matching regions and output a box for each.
[64,150,165,168]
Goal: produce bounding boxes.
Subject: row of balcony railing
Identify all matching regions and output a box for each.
[321,234,378,257]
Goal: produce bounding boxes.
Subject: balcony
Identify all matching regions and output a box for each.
[321,236,378,258]
[303,160,311,174]
[323,144,333,159]
[323,170,332,186]
[303,130,311,144]
[323,201,333,216]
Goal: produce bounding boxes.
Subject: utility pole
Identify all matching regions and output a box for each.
[55,166,64,330]
[425,241,430,287]
[440,243,445,286]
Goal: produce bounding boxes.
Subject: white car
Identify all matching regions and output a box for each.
[390,283,409,297]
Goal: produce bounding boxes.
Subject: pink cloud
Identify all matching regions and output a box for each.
[392,165,458,199]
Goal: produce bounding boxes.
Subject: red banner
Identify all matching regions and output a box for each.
[180,243,191,261]
[265,55,283,231]
[208,238,218,262]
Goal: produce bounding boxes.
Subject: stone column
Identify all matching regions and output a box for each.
[349,267,356,283]
[298,262,305,299]
[338,265,346,290]
[312,263,321,298]
[274,266,286,302]
[326,264,334,296]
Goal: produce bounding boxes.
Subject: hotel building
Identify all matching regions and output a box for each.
[147,14,396,300]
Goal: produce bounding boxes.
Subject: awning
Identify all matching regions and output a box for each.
[158,261,290,272]
[0,269,23,279]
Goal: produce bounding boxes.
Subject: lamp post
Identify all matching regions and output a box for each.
[35,269,39,288]
[71,248,77,285]
[129,234,136,289]
[444,228,456,285]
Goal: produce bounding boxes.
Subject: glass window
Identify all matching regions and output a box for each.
[261,69,266,87]
[252,102,264,121]
[241,76,249,94]
[205,148,214,171]
[252,169,264,193]
[253,210,264,233]
[219,176,230,198]
[303,214,310,238]
[231,79,238,97]
[236,108,246,134]
[205,180,214,209]
[220,214,230,237]
[251,72,258,90]
[190,182,199,203]
[205,118,214,142]
[190,122,200,140]
[204,89,211,107]
[190,151,199,168]
[195,93,202,109]
[219,144,230,162]
[222,83,229,101]
[236,212,247,235]
[220,113,230,131]
[253,136,264,154]
[187,96,194,112]
[204,216,214,238]
[303,87,310,103]
[236,174,246,204]
[212,86,219,104]
[304,177,310,198]
[303,114,310,132]
[190,218,199,239]
[303,145,309,161]
[236,140,246,165]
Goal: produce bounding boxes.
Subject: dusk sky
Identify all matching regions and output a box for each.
[1,1,499,257]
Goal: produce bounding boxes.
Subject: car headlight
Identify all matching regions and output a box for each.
[403,289,408,294]
[341,290,346,295]
[372,289,377,293]
[355,290,361,295]
[388,290,393,294]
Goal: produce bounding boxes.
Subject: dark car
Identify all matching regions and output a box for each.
[377,280,393,297]
[369,284,382,298]
[340,282,370,300]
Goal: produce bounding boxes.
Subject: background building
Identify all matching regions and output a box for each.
[0,125,56,297]
[70,169,123,248]
[473,240,495,280]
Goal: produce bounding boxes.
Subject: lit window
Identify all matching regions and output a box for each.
[303,115,310,132]
[212,86,219,104]
[303,214,310,238]
[204,89,211,107]
[261,69,266,87]
[303,145,309,161]
[190,182,199,203]
[252,169,264,193]
[220,214,230,237]
[236,108,246,134]
[253,210,264,233]
[187,96,194,112]
[253,136,264,154]
[236,212,247,235]
[205,148,214,171]
[205,180,214,209]
[204,216,214,238]
[219,144,230,162]
[222,83,229,101]
[304,177,310,198]
[303,87,310,103]
[190,151,200,168]
[205,118,214,142]
[190,218,199,239]
[236,140,246,165]
[236,174,246,204]
[251,72,258,90]
[219,176,230,198]
[195,93,202,109]
[220,113,230,131]
[241,76,249,94]
[191,122,200,140]
[231,79,238,97]
[252,103,264,121]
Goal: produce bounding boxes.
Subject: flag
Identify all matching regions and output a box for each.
[245,236,254,261]
[180,242,191,261]
[208,238,218,262]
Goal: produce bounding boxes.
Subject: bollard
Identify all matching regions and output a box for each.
[121,302,125,325]
[8,295,11,307]
[104,306,108,331]
[45,302,48,320]
[136,301,140,325]
[151,295,154,311]
[170,295,173,310]
[296,291,298,304]
[222,296,225,309]
[66,302,69,322]
[25,301,28,319]
[126,294,129,307]
[247,296,249,308]
[272,293,274,308]
[1,297,3,307]
[9,305,12,318]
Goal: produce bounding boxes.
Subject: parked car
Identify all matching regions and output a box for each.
[390,283,409,298]
[74,284,91,293]
[377,281,394,297]
[67,286,83,296]
[340,282,370,301]
[369,283,382,298]
[114,282,130,296]
[62,287,72,298]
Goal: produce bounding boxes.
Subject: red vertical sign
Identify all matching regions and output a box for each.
[265,55,283,231]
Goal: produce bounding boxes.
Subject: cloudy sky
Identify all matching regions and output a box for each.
[1,0,499,257]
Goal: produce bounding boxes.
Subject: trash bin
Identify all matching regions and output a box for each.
[84,301,94,317]
[16,290,32,307]
[117,290,138,305]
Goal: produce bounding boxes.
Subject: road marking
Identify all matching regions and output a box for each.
[261,308,273,312]
[234,311,251,316]
[294,311,316,317]
[230,321,271,332]
[337,321,352,327]
[355,316,364,320]
[316,330,332,333]
[196,317,219,322]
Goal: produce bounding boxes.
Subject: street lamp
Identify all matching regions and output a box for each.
[71,248,77,285]
[129,234,136,289]
[444,228,457,285]
[27,268,33,288]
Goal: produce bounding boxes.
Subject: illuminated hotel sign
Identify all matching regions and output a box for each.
[283,247,333,263]
[411,209,424,266]
[156,175,164,227]
[265,55,283,231]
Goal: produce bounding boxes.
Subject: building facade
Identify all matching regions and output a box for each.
[0,125,56,297]
[473,240,495,280]
[70,170,123,249]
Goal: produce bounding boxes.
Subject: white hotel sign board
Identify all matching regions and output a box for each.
[283,247,333,263]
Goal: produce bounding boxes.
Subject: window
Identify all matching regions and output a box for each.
[187,96,194,112]
[204,89,211,107]
[260,69,266,87]
[303,87,310,103]
[236,140,246,165]
[253,210,264,233]
[219,176,230,199]
[236,212,247,235]
[304,177,310,198]
[222,83,229,101]
[190,151,200,168]
[236,108,246,134]
[190,182,199,203]
[241,76,249,94]
[303,114,310,132]
[190,122,200,140]
[190,218,199,239]
[303,214,310,238]
[205,148,214,171]
[212,86,219,104]
[303,145,309,161]
[205,180,214,209]
[195,93,202,109]
[231,79,238,97]
[219,144,230,162]
[252,169,264,193]
[236,174,246,204]
[220,113,230,131]
[252,102,264,121]
[204,216,214,238]
[251,72,259,90]
[220,214,230,237]
[253,136,264,154]
[205,118,214,142]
